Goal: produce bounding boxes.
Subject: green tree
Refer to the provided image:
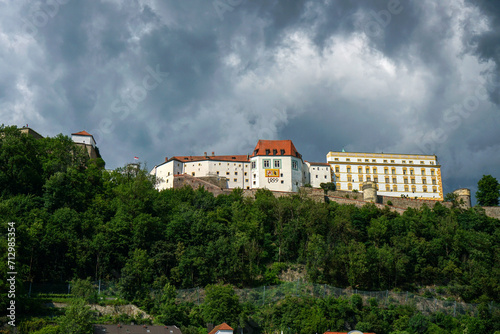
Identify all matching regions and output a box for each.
[320,182,336,194]
[156,282,186,326]
[119,249,153,301]
[0,125,43,197]
[476,175,500,206]
[58,298,95,334]
[202,284,241,328]
[71,278,98,304]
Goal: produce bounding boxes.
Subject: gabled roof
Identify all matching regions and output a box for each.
[252,140,302,159]
[72,130,93,136]
[170,155,250,163]
[72,130,96,144]
[208,323,233,334]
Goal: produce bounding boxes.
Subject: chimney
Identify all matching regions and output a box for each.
[204,152,207,157]
[212,152,215,157]
[165,157,168,162]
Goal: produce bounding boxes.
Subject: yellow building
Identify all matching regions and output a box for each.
[327,151,443,200]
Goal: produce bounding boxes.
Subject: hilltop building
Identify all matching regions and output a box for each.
[19,126,44,139]
[71,130,99,159]
[306,161,333,188]
[327,151,443,200]
[150,140,333,192]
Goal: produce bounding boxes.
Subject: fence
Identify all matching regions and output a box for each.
[176,281,489,317]
[28,280,496,317]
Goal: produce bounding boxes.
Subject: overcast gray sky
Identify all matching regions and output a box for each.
[1,0,499,200]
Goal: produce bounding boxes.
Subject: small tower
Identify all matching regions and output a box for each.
[71,130,98,159]
[362,181,378,203]
[452,188,471,209]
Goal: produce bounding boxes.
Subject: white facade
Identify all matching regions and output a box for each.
[306,162,333,188]
[71,134,96,147]
[183,159,251,189]
[150,157,250,190]
[250,155,307,192]
[327,151,443,200]
[150,159,184,191]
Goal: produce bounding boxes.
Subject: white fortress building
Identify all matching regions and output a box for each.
[327,151,443,200]
[151,140,332,192]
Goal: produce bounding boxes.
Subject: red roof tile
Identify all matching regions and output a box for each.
[170,155,250,163]
[72,130,93,136]
[208,323,233,334]
[252,140,302,159]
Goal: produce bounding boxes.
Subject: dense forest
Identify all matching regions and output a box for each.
[1,125,499,333]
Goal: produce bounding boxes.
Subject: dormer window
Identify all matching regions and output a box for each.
[254,149,259,155]
[280,149,285,155]
[273,149,277,155]
[265,149,270,155]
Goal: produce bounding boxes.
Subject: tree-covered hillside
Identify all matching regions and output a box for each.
[1,125,499,333]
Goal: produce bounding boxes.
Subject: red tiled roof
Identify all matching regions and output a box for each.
[72,130,93,136]
[170,155,250,163]
[252,140,302,159]
[208,323,233,334]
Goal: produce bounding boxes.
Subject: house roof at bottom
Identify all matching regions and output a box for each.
[208,323,233,334]
[323,332,376,334]
[94,324,182,334]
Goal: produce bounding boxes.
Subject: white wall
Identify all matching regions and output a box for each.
[72,134,96,147]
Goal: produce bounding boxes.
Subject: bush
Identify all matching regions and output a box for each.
[70,278,98,304]
[387,200,393,206]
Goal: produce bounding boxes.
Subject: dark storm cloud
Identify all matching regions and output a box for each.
[0,0,499,202]
[466,0,500,104]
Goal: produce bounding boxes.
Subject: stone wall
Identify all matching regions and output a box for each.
[482,206,500,220]
[379,196,442,209]
[170,176,500,220]
[326,196,407,214]
[173,174,230,196]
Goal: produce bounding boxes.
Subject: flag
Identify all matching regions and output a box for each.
[134,156,139,160]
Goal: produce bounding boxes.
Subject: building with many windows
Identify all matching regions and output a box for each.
[151,140,332,192]
[305,161,333,188]
[327,151,443,200]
